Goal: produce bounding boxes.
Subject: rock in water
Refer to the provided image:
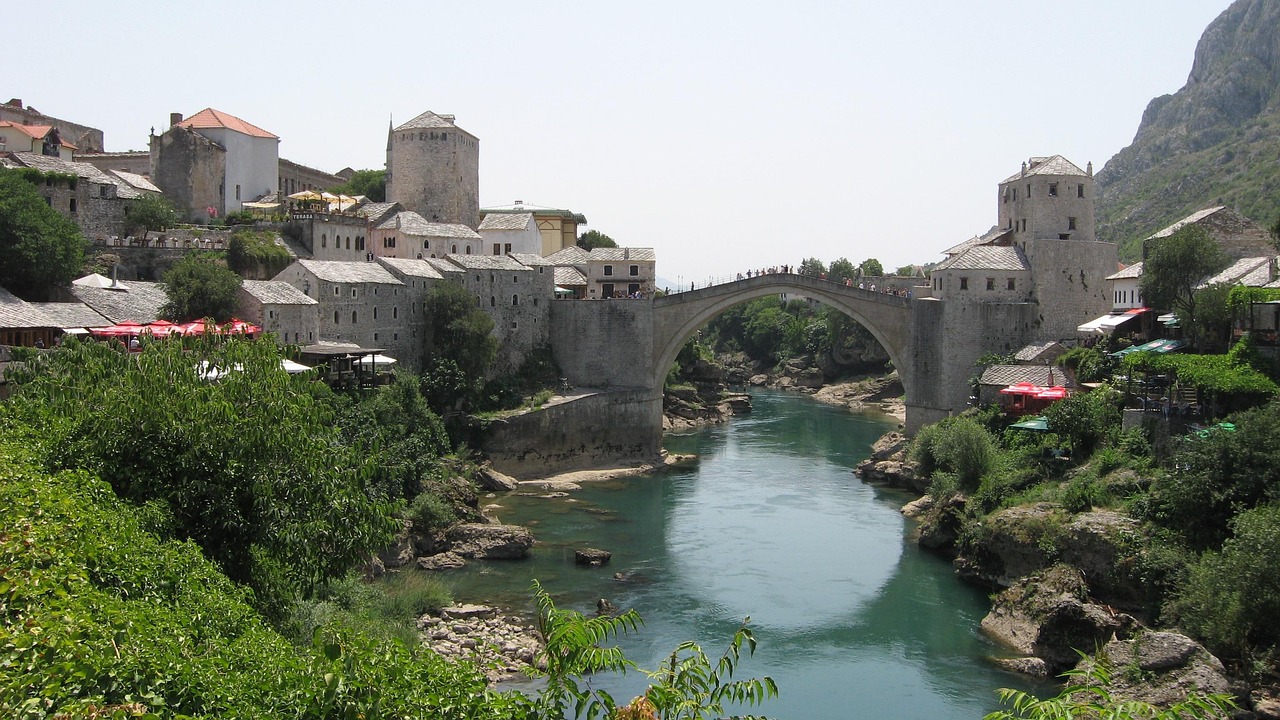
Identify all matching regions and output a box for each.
[445,523,535,559]
[575,548,612,566]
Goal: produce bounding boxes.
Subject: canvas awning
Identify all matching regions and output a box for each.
[1009,416,1050,431]
[1110,338,1187,357]
[1077,308,1147,334]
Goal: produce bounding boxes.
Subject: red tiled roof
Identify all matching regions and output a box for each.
[0,121,76,149]
[177,108,278,139]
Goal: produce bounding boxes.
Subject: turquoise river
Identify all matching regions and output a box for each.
[447,390,1043,718]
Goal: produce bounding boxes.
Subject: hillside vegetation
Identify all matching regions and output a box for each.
[1097,0,1280,260]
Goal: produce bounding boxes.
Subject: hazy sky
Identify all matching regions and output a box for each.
[8,0,1233,282]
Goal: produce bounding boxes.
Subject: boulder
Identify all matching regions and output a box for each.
[439,603,498,620]
[795,368,825,389]
[377,521,417,569]
[748,374,769,386]
[990,656,1050,678]
[1073,631,1232,708]
[417,551,467,571]
[955,503,1065,587]
[475,464,520,492]
[869,432,908,461]
[916,494,967,553]
[445,523,535,560]
[575,548,613,566]
[980,565,1136,675]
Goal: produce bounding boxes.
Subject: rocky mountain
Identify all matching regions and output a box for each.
[1097,0,1280,260]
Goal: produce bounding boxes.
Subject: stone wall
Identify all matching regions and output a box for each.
[278,158,343,198]
[550,299,655,388]
[479,390,664,478]
[0,100,104,152]
[459,266,553,374]
[151,127,225,221]
[387,126,479,228]
[296,215,369,261]
[1025,238,1117,339]
[76,151,151,177]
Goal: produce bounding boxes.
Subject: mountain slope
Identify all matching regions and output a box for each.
[1097,0,1280,260]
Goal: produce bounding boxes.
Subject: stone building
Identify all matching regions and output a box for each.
[444,254,553,373]
[479,212,541,256]
[0,99,103,153]
[75,151,151,177]
[0,121,76,159]
[386,111,479,228]
[371,210,482,259]
[480,203,587,255]
[237,279,320,345]
[3,152,138,241]
[543,246,657,299]
[278,158,344,199]
[273,260,415,366]
[151,108,278,221]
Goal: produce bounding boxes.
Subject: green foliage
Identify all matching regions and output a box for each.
[0,167,87,298]
[1227,285,1280,315]
[159,253,243,322]
[1122,350,1278,397]
[1190,282,1234,353]
[124,193,178,236]
[1059,345,1109,383]
[985,653,1235,719]
[798,257,826,276]
[529,581,777,720]
[858,258,883,277]
[335,372,452,501]
[479,344,563,411]
[577,229,618,250]
[0,337,396,613]
[1138,225,1226,323]
[226,229,292,278]
[408,491,458,534]
[328,169,386,202]
[1043,386,1123,456]
[0,446,523,720]
[909,416,997,492]
[1172,503,1280,658]
[828,257,856,284]
[422,281,498,410]
[1140,401,1280,549]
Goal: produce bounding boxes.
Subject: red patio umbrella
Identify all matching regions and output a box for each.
[1035,386,1069,400]
[999,382,1044,396]
[220,318,261,336]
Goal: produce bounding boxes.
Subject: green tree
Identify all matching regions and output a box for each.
[799,257,826,276]
[858,258,884,277]
[0,168,86,298]
[577,229,618,250]
[828,257,857,284]
[124,192,178,236]
[329,168,386,202]
[1189,282,1233,353]
[908,416,997,491]
[1043,385,1123,456]
[160,253,243,321]
[896,264,917,277]
[0,338,397,614]
[227,228,293,279]
[1139,226,1227,332]
[422,281,498,409]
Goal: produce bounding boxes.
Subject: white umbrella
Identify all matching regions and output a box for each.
[281,358,312,374]
[356,354,397,369]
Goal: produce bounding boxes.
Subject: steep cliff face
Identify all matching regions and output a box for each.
[1098,0,1280,260]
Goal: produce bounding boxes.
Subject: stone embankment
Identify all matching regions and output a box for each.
[416,604,543,683]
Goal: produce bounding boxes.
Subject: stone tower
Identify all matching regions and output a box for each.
[997,156,1115,339]
[386,111,480,228]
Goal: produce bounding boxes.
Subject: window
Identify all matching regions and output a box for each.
[1020,219,1026,232]
[268,309,275,319]
[322,233,327,248]
[533,298,538,306]
[352,288,357,298]
[351,311,357,323]
[604,265,614,276]
[629,265,639,276]
[235,184,241,201]
[490,296,496,307]
[959,277,969,290]
[393,306,398,319]
[504,243,512,254]
[345,236,351,249]
[465,246,472,254]
[334,286,339,296]
[99,185,108,198]
[373,307,378,320]
[986,278,994,291]
[334,311,339,324]
[1078,185,1085,198]
[1007,278,1016,290]
[493,243,502,255]
[1049,182,1058,197]
[1012,188,1018,201]
[384,236,396,248]
[512,294,519,306]
[1068,217,1076,230]
[69,198,77,213]
[373,332,378,341]
[513,276,518,283]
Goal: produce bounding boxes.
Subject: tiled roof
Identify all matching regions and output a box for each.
[1198,256,1275,289]
[377,257,445,280]
[1014,341,1065,363]
[356,201,400,225]
[108,170,161,193]
[589,247,656,262]
[177,108,278,139]
[979,364,1072,388]
[9,152,142,199]
[934,245,1029,272]
[0,121,76,149]
[425,258,463,275]
[27,302,112,328]
[295,260,403,285]
[376,211,481,239]
[394,111,462,132]
[1001,155,1088,183]
[445,254,530,271]
[554,267,587,286]
[0,287,53,328]
[1145,207,1226,241]
[544,246,591,265]
[478,212,534,231]
[69,281,169,324]
[481,205,587,224]
[510,253,553,266]
[942,227,1010,256]
[1107,262,1144,280]
[240,280,318,305]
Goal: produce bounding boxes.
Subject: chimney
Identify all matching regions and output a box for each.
[441,114,456,124]
[1087,161,1093,177]
[110,264,119,288]
[170,112,183,128]
[6,98,22,109]
[395,214,401,230]
[1020,161,1027,178]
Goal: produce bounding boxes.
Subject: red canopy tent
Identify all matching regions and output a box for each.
[999,381,1044,396]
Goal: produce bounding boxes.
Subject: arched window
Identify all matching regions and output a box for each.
[452,244,458,253]
[490,296,496,307]
[373,307,378,320]
[321,233,327,248]
[423,239,430,249]
[393,307,398,319]
[512,294,519,306]
[465,246,472,255]
[351,311,358,323]
[333,311,339,324]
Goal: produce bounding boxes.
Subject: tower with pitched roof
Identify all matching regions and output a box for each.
[385,111,480,228]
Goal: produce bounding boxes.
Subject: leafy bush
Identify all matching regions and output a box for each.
[909,417,997,492]
[408,491,457,534]
[1043,385,1123,456]
[1172,503,1280,658]
[227,229,292,279]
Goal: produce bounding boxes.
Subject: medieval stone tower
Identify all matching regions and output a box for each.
[385,111,480,228]
[997,156,1115,339]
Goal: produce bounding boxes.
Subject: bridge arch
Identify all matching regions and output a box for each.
[651,274,913,404]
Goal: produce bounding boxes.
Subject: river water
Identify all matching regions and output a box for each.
[447,390,1040,718]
